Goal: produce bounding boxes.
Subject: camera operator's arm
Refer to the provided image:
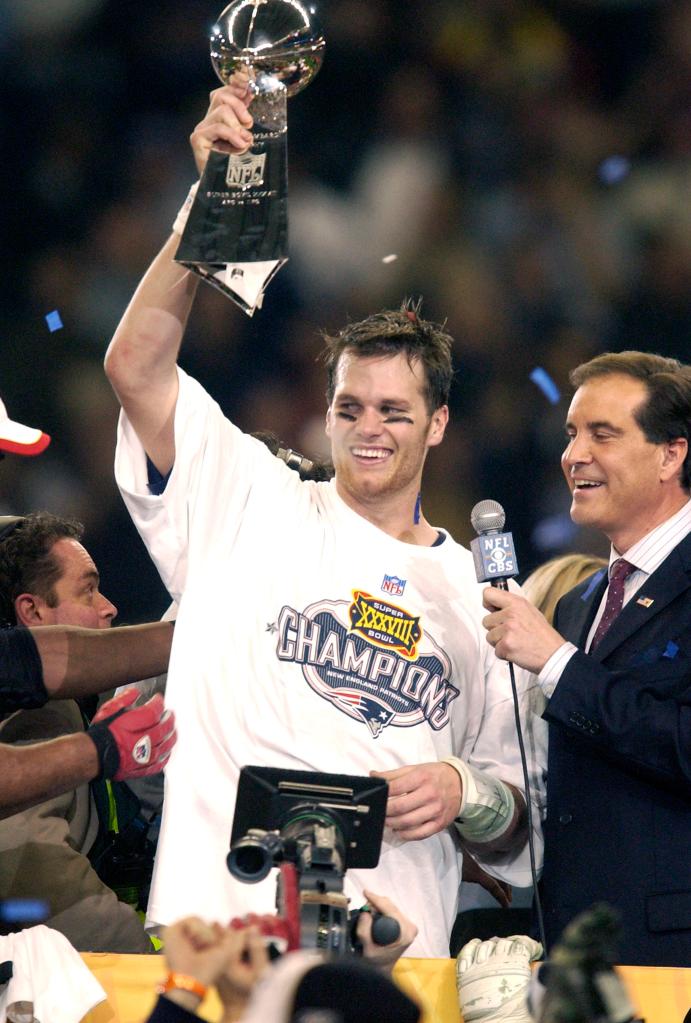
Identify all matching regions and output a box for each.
[34,621,175,701]
[0,689,176,818]
[0,622,173,714]
[355,890,418,973]
[373,761,527,853]
[104,77,253,476]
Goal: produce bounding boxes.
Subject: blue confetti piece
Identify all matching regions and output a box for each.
[598,156,631,186]
[45,310,63,332]
[530,367,560,405]
[663,640,679,660]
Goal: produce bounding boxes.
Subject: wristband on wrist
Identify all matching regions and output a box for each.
[86,719,121,780]
[157,971,208,1001]
[443,756,516,844]
[172,182,200,236]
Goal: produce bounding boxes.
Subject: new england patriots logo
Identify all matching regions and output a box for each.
[275,593,458,737]
[334,691,396,737]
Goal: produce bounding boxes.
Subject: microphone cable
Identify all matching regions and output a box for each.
[506,655,548,956]
[470,498,548,957]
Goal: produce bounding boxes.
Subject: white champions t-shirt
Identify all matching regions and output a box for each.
[115,369,546,957]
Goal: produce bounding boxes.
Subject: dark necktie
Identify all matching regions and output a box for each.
[590,558,636,651]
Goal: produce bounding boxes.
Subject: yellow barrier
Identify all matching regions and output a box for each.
[81,953,691,1023]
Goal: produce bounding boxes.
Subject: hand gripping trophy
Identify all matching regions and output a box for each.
[175,0,325,314]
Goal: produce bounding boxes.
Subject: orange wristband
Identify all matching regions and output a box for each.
[157,971,208,1001]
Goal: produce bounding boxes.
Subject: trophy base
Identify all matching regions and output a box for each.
[178,257,288,315]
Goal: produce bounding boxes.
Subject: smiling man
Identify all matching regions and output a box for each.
[483,351,691,966]
[323,322,447,539]
[0,512,154,952]
[0,514,117,632]
[0,397,177,821]
[102,79,545,958]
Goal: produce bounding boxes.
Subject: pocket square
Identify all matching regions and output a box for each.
[629,640,680,666]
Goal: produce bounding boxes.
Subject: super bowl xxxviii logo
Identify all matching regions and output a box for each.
[275,594,458,737]
[350,591,421,658]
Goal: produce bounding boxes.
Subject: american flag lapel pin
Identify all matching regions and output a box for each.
[636,596,654,608]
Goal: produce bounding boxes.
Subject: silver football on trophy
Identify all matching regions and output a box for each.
[210,0,325,97]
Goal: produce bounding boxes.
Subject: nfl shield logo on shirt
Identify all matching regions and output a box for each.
[381,574,406,597]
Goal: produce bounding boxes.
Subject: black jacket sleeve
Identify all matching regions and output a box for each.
[0,628,47,716]
[145,995,203,1023]
[547,605,691,796]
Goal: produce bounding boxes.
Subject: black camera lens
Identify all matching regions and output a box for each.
[227,831,281,883]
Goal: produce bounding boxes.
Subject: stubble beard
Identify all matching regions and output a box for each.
[336,445,425,511]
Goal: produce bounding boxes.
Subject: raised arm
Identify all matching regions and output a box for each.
[103,234,194,475]
[104,79,254,474]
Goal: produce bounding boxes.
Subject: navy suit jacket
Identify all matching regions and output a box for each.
[540,532,691,966]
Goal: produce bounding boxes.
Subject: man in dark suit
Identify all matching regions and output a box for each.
[482,350,690,966]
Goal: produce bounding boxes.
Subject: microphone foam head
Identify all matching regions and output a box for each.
[470,499,505,535]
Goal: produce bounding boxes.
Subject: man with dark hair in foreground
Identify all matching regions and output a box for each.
[0,511,158,951]
[484,351,691,966]
[0,394,177,819]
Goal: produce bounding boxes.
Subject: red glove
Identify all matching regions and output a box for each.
[87,688,177,781]
[229,913,291,954]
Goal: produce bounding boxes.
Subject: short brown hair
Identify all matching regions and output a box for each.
[321,300,454,415]
[570,351,691,491]
[0,512,84,626]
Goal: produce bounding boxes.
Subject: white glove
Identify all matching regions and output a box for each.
[456,935,543,1023]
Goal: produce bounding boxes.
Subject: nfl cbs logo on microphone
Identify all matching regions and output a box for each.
[471,533,517,584]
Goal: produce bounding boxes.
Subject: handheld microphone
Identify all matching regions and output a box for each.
[469,499,519,590]
[469,498,548,955]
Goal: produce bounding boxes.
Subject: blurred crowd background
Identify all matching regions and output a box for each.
[1,0,690,623]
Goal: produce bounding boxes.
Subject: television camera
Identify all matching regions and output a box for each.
[227,766,400,956]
